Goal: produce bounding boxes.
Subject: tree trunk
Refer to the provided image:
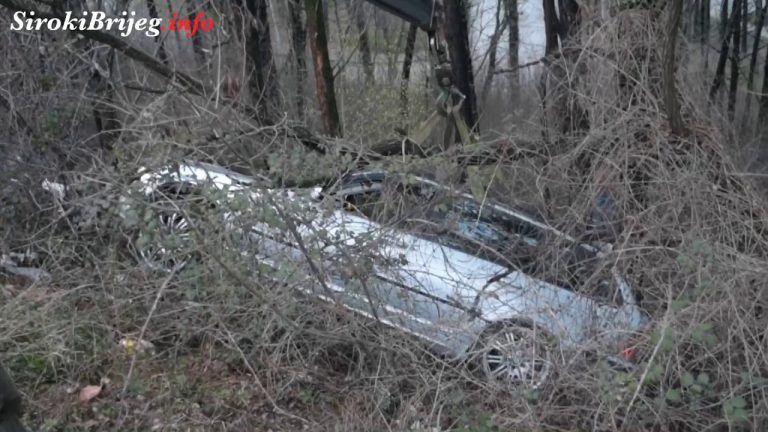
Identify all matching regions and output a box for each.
[350,0,375,83]
[480,0,505,104]
[729,0,742,118]
[721,0,730,41]
[305,0,342,136]
[745,1,765,118]
[91,49,120,160]
[543,0,560,55]
[505,0,519,100]
[245,0,280,123]
[400,23,418,125]
[742,0,749,52]
[443,0,479,132]
[663,0,685,135]
[288,0,308,120]
[146,0,168,65]
[700,0,709,42]
[684,0,696,38]
[187,0,207,65]
[760,18,768,122]
[702,0,710,68]
[711,2,736,99]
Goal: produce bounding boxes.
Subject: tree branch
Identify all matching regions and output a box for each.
[494,59,543,74]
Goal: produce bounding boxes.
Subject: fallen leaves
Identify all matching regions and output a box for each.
[78,384,102,403]
[78,377,111,403]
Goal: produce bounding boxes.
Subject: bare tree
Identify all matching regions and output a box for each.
[539,0,586,138]
[663,0,685,135]
[90,49,120,155]
[543,0,560,55]
[400,23,418,125]
[729,0,742,118]
[742,0,748,52]
[305,0,342,136]
[188,0,207,65]
[505,0,519,100]
[745,1,765,116]
[245,0,280,123]
[711,2,736,99]
[701,0,710,68]
[480,0,506,104]
[721,0,730,40]
[288,0,308,120]
[761,28,768,122]
[347,0,375,83]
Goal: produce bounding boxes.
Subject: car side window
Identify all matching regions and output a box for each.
[336,176,438,225]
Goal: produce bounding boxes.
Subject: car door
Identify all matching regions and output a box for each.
[314,176,446,332]
[365,178,503,330]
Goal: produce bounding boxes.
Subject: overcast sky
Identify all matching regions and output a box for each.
[474,0,545,62]
[473,0,734,64]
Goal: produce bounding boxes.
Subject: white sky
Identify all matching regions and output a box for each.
[474,0,545,62]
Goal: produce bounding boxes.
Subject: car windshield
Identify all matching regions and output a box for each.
[331,174,623,305]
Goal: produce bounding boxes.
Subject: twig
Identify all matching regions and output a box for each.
[121,264,180,395]
[0,90,34,137]
[494,59,543,74]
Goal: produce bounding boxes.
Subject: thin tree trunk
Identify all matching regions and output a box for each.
[350,0,374,83]
[146,0,168,65]
[443,0,479,132]
[543,0,560,55]
[505,0,519,100]
[684,0,696,38]
[663,0,685,136]
[711,2,737,99]
[480,0,504,104]
[729,0,742,118]
[721,0,730,41]
[91,49,120,159]
[384,23,405,82]
[400,23,418,125]
[288,0,307,120]
[245,0,280,123]
[742,0,749,52]
[187,0,207,65]
[702,0,710,69]
[760,45,768,122]
[305,0,342,136]
[745,1,765,117]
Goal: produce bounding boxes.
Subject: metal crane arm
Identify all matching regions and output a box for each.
[362,0,439,33]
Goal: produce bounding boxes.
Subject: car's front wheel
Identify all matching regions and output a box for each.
[137,206,195,270]
[476,323,554,390]
[135,186,213,271]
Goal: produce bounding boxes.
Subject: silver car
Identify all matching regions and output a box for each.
[127,161,649,389]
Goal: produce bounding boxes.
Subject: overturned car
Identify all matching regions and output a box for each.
[123,161,649,390]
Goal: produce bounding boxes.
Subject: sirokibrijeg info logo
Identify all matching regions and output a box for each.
[10,10,216,38]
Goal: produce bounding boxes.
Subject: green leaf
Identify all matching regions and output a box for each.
[724,397,750,424]
[697,373,710,386]
[643,363,664,384]
[665,388,682,403]
[727,396,747,409]
[681,372,695,387]
[671,297,691,311]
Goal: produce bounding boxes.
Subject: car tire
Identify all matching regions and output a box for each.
[475,323,554,391]
[136,185,212,271]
